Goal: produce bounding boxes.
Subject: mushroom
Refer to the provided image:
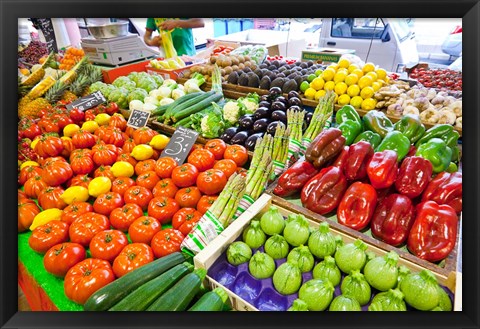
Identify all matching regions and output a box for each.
[448,100,462,117]
[437,110,457,125]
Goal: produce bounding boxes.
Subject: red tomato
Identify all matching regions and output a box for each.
[68,174,92,189]
[64,258,115,304]
[236,167,248,177]
[188,144,204,156]
[132,127,158,145]
[92,144,118,166]
[61,202,94,225]
[128,216,162,244]
[38,187,67,210]
[61,137,75,158]
[147,197,180,225]
[98,127,125,147]
[111,177,136,196]
[70,154,94,175]
[70,148,92,160]
[213,159,237,178]
[21,122,42,140]
[196,169,227,195]
[187,149,215,172]
[72,130,97,149]
[134,159,156,176]
[150,229,185,258]
[53,114,74,130]
[112,243,154,278]
[38,118,60,134]
[18,165,43,185]
[89,230,129,263]
[93,192,124,216]
[42,160,73,186]
[34,135,64,158]
[94,165,116,182]
[136,171,160,191]
[69,108,85,123]
[171,163,199,188]
[172,208,202,236]
[69,212,110,247]
[174,186,202,208]
[28,220,70,254]
[23,175,48,199]
[224,145,248,167]
[106,102,120,116]
[18,201,41,232]
[196,195,218,215]
[122,138,136,154]
[116,153,138,168]
[152,178,179,199]
[204,139,227,160]
[109,203,144,232]
[124,186,153,211]
[154,157,178,179]
[43,243,86,277]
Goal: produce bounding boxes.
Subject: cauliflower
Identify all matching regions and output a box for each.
[129,100,144,111]
[238,93,260,114]
[195,103,226,138]
[223,100,246,125]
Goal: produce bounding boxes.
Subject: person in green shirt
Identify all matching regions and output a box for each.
[144,18,204,57]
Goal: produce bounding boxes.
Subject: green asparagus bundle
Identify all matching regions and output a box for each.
[285,109,306,166]
[246,151,274,200]
[246,134,273,184]
[271,124,290,177]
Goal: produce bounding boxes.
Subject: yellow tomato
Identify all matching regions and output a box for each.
[30,208,63,231]
[60,186,89,204]
[131,145,154,161]
[63,124,80,137]
[88,177,112,197]
[95,113,111,126]
[81,121,99,133]
[111,161,135,178]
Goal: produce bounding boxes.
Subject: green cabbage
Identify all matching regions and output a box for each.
[287,299,309,311]
[400,269,439,311]
[113,76,136,91]
[260,206,285,236]
[127,88,149,104]
[287,245,314,273]
[340,270,372,306]
[264,234,289,259]
[89,81,107,94]
[329,295,362,311]
[368,288,407,311]
[135,75,158,93]
[248,252,275,279]
[242,220,266,249]
[273,261,302,295]
[298,279,335,311]
[335,239,367,274]
[308,222,336,259]
[107,87,129,109]
[284,214,310,247]
[312,255,341,287]
[226,241,252,266]
[364,251,399,291]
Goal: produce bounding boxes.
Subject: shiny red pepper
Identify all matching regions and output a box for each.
[407,201,458,262]
[371,194,415,246]
[395,156,433,199]
[306,128,346,169]
[421,171,462,213]
[407,145,417,158]
[366,150,398,189]
[337,182,378,231]
[332,146,349,172]
[301,166,348,215]
[344,141,374,181]
[273,160,318,197]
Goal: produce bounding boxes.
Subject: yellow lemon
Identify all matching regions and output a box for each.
[314,90,327,100]
[60,186,89,205]
[366,71,378,82]
[131,144,154,161]
[375,68,388,81]
[95,113,111,126]
[345,74,359,86]
[63,124,80,137]
[20,161,40,171]
[338,58,350,69]
[352,69,364,79]
[321,68,336,81]
[304,87,317,100]
[337,68,349,76]
[30,208,63,231]
[310,77,325,91]
[334,71,347,84]
[361,98,377,111]
[327,65,338,71]
[334,82,348,95]
[81,120,99,133]
[348,64,359,73]
[324,81,335,91]
[362,62,376,73]
[360,86,375,99]
[30,137,40,150]
[337,94,351,106]
[372,81,382,92]
[111,161,135,178]
[350,96,363,108]
[358,75,373,89]
[347,85,360,97]
[150,134,170,150]
[88,177,112,197]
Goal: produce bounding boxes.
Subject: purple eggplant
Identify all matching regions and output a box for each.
[253,107,270,121]
[258,100,271,108]
[288,105,302,112]
[271,110,287,123]
[266,121,285,135]
[275,96,288,105]
[269,87,282,97]
[238,115,254,130]
[287,90,300,99]
[288,97,303,107]
[245,133,264,151]
[230,131,250,145]
[253,118,270,133]
[271,101,286,112]
[220,127,241,144]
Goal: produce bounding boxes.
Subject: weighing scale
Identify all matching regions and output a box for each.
[81,33,160,66]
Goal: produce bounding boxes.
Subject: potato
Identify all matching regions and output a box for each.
[237,55,245,63]
[224,66,233,74]
[231,65,239,72]
[231,57,240,66]
[210,56,217,64]
[238,63,245,70]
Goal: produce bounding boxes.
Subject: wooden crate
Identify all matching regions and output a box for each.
[194,194,461,311]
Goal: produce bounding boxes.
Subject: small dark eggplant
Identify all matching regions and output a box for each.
[266,121,285,135]
[230,131,250,146]
[271,110,287,123]
[287,90,300,99]
[238,115,254,130]
[260,94,271,103]
[275,96,288,105]
[271,101,287,112]
[288,97,303,107]
[253,107,270,121]
[269,87,282,97]
[288,105,302,112]
[245,133,264,151]
[258,100,271,108]
[305,112,313,126]
[220,127,241,144]
[253,118,270,133]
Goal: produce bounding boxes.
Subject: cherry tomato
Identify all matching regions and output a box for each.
[224,144,248,167]
[28,220,70,254]
[171,163,199,188]
[187,148,215,172]
[109,203,144,232]
[152,178,179,199]
[124,186,153,211]
[204,139,227,160]
[147,197,180,225]
[172,208,202,236]
[128,216,162,244]
[150,229,185,258]
[174,186,202,208]
[196,169,227,195]
[112,243,154,278]
[43,243,86,277]
[213,159,237,179]
[89,230,129,263]
[154,157,178,178]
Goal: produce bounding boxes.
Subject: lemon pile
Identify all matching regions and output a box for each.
[301,59,389,111]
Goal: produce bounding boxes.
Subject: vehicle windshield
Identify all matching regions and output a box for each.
[389,18,412,42]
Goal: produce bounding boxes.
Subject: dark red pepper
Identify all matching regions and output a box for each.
[344,141,374,181]
[273,160,318,197]
[407,201,458,262]
[421,171,462,213]
[395,156,433,199]
[337,182,378,231]
[332,146,349,172]
[366,150,398,189]
[371,193,415,246]
[305,128,346,169]
[301,166,348,216]
[406,144,417,158]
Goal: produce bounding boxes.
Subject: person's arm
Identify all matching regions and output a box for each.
[160,18,205,31]
[144,28,161,47]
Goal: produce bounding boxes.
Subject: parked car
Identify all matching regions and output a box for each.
[441,25,462,58]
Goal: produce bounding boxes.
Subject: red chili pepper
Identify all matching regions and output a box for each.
[301,166,348,216]
[421,171,462,213]
[395,156,433,199]
[407,201,458,262]
[337,182,377,231]
[344,141,374,181]
[273,160,318,197]
[366,150,398,189]
[332,146,349,172]
[371,194,415,246]
[306,128,346,169]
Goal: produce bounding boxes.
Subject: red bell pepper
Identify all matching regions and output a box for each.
[366,150,398,189]
[337,182,378,231]
[344,141,374,181]
[407,201,458,262]
[371,193,415,246]
[407,145,417,158]
[301,166,348,215]
[332,146,349,172]
[306,128,346,169]
[395,156,433,199]
[421,171,462,213]
[273,160,318,197]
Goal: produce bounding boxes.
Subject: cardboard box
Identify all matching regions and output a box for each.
[99,60,150,84]
[301,48,356,64]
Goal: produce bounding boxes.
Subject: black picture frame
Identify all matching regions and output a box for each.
[2,0,479,328]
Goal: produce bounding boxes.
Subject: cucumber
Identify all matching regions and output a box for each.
[164,91,215,123]
[173,116,193,128]
[188,287,230,311]
[146,268,207,311]
[172,93,224,123]
[156,91,204,117]
[83,252,186,311]
[108,262,194,311]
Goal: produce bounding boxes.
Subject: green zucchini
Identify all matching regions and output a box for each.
[172,93,223,123]
[108,262,194,311]
[173,116,193,128]
[146,268,207,311]
[83,252,186,311]
[164,91,215,123]
[188,287,230,311]
[153,91,204,117]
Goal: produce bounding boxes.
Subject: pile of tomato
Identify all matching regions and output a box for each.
[409,67,462,91]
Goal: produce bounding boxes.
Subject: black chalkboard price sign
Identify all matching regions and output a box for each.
[160,126,199,165]
[66,91,107,111]
[127,109,151,129]
[34,18,58,53]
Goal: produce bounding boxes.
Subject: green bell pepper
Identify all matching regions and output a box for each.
[338,120,363,145]
[393,114,425,144]
[446,162,458,173]
[363,110,394,138]
[375,131,411,161]
[336,105,362,125]
[415,124,460,162]
[415,138,453,174]
[354,131,382,149]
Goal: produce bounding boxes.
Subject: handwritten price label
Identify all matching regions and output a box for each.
[127,109,151,129]
[160,126,199,164]
[66,91,107,111]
